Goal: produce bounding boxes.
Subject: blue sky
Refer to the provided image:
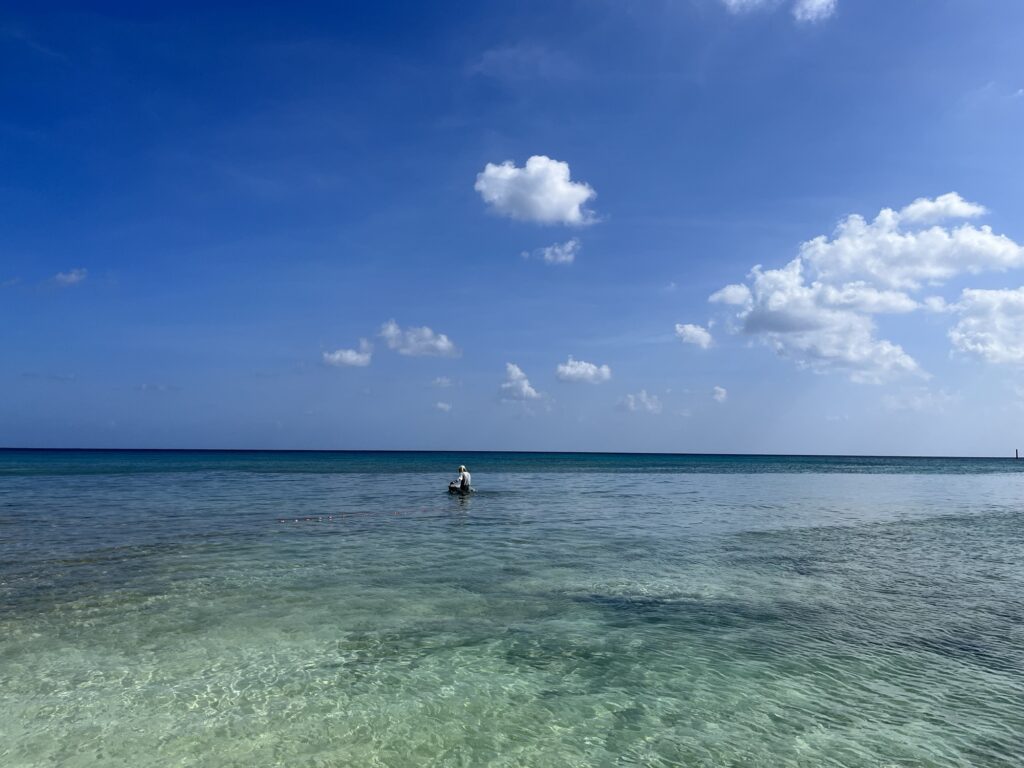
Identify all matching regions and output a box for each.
[2,1,1023,454]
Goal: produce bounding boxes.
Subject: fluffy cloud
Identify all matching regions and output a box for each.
[323,339,372,367]
[475,155,596,225]
[898,192,988,224]
[525,238,580,265]
[433,376,453,388]
[435,401,452,413]
[556,356,611,383]
[380,320,459,357]
[710,193,1024,382]
[675,323,713,349]
[713,386,728,403]
[54,268,87,286]
[724,259,921,382]
[800,194,1022,290]
[501,363,541,400]
[948,287,1024,364]
[622,389,663,414]
[710,283,752,306]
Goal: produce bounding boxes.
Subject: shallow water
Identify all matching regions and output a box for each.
[2,451,1023,766]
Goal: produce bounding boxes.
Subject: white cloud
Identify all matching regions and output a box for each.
[898,192,988,225]
[475,155,596,225]
[720,0,837,22]
[323,339,372,367]
[813,282,920,314]
[728,259,921,382]
[501,362,541,401]
[792,0,837,22]
[713,386,728,403]
[675,323,713,349]
[622,389,663,414]
[710,283,752,307]
[710,194,1024,382]
[435,401,452,413]
[720,0,774,12]
[54,268,87,286]
[948,287,1024,364]
[800,195,1023,291]
[380,320,459,357]
[555,356,611,383]
[534,238,580,265]
[433,376,453,388]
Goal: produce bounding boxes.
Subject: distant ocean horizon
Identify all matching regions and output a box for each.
[3,446,1022,467]
[3,449,1022,765]
[3,446,1020,456]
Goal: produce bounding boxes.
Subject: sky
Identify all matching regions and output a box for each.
[2,1,1024,454]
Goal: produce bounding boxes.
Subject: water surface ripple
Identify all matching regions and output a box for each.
[1,451,1022,766]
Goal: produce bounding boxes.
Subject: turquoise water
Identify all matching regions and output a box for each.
[2,451,1023,766]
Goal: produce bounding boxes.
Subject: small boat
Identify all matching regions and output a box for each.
[448,481,472,495]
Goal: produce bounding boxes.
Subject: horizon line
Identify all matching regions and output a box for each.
[0,447,1018,461]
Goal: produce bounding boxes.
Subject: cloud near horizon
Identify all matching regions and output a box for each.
[380,320,459,357]
[475,155,596,225]
[556,356,611,383]
[710,193,1024,382]
[622,389,663,414]
[323,339,372,367]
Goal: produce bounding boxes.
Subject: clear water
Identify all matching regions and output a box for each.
[2,450,1022,767]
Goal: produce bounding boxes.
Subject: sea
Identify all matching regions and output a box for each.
[1,450,1022,767]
